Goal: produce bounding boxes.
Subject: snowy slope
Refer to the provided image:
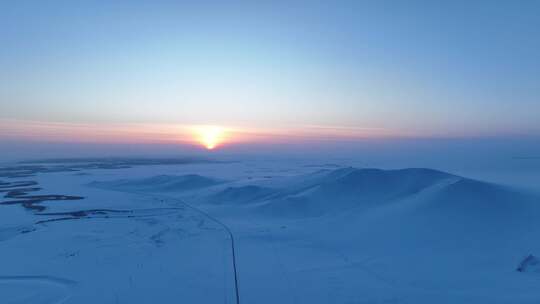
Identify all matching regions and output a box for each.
[91,174,223,193]
[3,161,540,304]
[110,167,540,303]
[178,167,537,220]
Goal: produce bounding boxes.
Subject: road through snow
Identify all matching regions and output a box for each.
[143,192,241,304]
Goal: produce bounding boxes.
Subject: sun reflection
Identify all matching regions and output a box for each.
[193,125,226,150]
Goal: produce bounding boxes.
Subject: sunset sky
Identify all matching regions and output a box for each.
[1,0,539,154]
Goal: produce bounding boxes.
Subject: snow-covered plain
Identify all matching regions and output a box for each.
[1,157,540,303]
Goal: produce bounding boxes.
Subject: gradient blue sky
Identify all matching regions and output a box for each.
[1,0,539,138]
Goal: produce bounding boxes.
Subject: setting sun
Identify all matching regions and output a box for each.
[193,125,226,150]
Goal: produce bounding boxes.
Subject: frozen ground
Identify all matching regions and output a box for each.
[1,157,540,303]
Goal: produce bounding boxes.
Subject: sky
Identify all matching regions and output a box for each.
[1,0,539,156]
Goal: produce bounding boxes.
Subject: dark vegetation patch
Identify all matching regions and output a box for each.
[0,179,84,212]
[35,208,183,224]
[1,157,221,179]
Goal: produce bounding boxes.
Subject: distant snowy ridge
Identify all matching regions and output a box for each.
[210,167,538,218]
[90,167,539,219]
[90,174,223,192]
[209,185,276,205]
[251,167,464,217]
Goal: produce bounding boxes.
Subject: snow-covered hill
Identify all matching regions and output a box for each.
[91,174,223,193]
[178,168,538,220]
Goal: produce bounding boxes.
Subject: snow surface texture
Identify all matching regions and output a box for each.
[517,255,540,273]
[1,159,540,303]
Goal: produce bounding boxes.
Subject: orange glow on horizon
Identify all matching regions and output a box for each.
[0,119,411,148]
[192,125,227,150]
